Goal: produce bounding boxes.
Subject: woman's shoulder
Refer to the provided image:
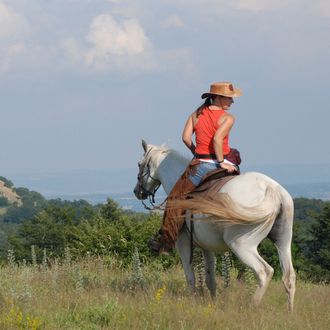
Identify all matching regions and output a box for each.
[218,112,235,124]
[189,111,201,127]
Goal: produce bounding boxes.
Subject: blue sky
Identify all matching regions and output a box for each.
[1,0,329,175]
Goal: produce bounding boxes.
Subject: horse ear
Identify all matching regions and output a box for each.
[142,139,148,153]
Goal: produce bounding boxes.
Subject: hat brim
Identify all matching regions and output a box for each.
[201,88,242,99]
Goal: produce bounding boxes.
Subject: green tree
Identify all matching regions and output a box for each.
[306,206,330,282]
[3,188,46,223]
[8,205,82,261]
[0,196,9,207]
[100,198,123,221]
[0,176,14,188]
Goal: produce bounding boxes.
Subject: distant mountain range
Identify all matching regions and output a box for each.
[3,164,329,212]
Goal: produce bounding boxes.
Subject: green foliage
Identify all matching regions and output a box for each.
[72,212,179,268]
[130,247,146,288]
[258,238,280,278]
[6,196,180,269]
[100,198,123,221]
[309,207,330,268]
[47,198,96,221]
[302,206,330,283]
[0,176,14,188]
[2,187,46,224]
[294,198,326,221]
[221,251,232,288]
[0,196,9,207]
[0,177,329,284]
[9,207,78,261]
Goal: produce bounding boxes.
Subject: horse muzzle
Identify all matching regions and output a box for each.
[133,184,148,200]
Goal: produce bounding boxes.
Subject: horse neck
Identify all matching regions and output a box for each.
[156,152,190,195]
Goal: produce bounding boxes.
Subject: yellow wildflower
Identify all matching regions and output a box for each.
[155,285,166,302]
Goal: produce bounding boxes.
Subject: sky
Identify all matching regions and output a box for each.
[1,0,330,176]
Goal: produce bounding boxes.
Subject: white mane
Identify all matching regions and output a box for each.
[147,144,189,168]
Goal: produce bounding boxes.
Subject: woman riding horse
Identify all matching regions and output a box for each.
[150,81,242,254]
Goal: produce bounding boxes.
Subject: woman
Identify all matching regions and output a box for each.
[183,81,241,186]
[150,81,242,255]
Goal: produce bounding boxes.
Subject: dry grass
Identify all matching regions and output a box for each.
[0,257,329,329]
[0,180,22,206]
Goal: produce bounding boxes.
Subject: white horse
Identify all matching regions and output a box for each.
[134,140,296,311]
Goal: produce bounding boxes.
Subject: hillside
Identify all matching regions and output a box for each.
[4,166,330,212]
[0,179,22,207]
[0,177,46,225]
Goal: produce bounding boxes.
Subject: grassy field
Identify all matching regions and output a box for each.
[0,255,329,330]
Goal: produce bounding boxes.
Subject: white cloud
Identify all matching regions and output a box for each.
[0,1,30,39]
[87,14,149,56]
[313,0,330,17]
[83,14,155,71]
[0,1,31,73]
[163,0,300,14]
[161,15,184,28]
[0,42,26,73]
[233,0,293,13]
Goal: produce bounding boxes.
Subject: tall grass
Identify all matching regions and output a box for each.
[0,254,329,329]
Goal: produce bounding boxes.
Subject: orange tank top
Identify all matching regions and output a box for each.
[194,107,230,156]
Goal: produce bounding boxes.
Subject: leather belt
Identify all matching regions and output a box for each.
[194,153,217,159]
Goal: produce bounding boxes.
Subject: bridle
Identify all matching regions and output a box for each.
[136,149,166,211]
[136,146,198,263]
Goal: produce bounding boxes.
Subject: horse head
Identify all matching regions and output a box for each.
[133,139,162,200]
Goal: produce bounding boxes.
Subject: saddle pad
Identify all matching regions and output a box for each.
[188,169,238,199]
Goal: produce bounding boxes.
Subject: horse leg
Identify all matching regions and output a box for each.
[276,244,296,312]
[176,231,195,293]
[232,244,274,306]
[268,189,296,311]
[225,228,274,307]
[202,250,217,299]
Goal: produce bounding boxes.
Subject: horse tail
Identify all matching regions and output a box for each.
[167,185,282,225]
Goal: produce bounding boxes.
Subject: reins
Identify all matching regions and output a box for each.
[140,181,167,211]
[137,149,167,211]
[136,147,200,263]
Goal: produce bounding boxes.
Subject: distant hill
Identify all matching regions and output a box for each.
[2,164,330,212]
[0,176,46,223]
[0,178,22,207]
[5,164,330,195]
[46,182,330,213]
[285,182,330,200]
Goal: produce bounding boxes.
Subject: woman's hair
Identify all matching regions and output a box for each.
[195,97,212,117]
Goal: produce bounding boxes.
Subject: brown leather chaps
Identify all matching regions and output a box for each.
[160,160,199,249]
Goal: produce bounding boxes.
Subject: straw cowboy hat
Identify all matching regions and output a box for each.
[201,82,242,99]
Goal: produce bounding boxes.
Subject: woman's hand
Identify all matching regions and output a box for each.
[220,162,237,173]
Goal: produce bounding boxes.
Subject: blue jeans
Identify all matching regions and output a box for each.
[188,162,220,186]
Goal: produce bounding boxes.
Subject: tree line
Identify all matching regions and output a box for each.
[0,178,329,283]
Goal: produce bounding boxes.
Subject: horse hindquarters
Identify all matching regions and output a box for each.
[223,222,275,307]
[268,188,296,311]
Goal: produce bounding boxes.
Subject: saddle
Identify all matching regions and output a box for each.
[153,162,239,253]
[188,167,239,199]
